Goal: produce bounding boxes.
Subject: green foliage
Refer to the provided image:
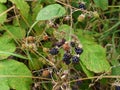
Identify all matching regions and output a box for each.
[36,4,66,20]
[93,0,108,10]
[3,25,26,39]
[77,31,110,73]
[0,0,7,3]
[112,66,120,75]
[0,33,16,60]
[57,24,74,41]
[0,59,32,90]
[9,0,30,18]
[0,3,7,24]
[0,0,120,89]
[80,62,94,77]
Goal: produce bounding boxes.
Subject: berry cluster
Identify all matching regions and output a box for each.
[49,36,83,64]
[62,40,83,65]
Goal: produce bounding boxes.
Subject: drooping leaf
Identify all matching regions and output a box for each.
[3,25,26,39]
[36,4,66,20]
[93,0,108,10]
[0,3,7,24]
[0,0,7,3]
[76,30,110,73]
[9,0,30,18]
[0,59,32,90]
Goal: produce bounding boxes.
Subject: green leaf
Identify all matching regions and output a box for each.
[32,3,42,21]
[0,51,28,60]
[9,0,30,18]
[0,33,16,60]
[0,59,32,90]
[112,65,120,75]
[0,0,7,3]
[39,0,55,3]
[76,30,110,73]
[3,25,26,39]
[56,24,74,41]
[0,3,7,24]
[80,62,94,77]
[93,0,108,10]
[36,4,66,20]
[29,57,44,70]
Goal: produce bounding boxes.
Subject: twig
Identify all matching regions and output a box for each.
[0,5,15,17]
[67,75,120,84]
[55,0,90,14]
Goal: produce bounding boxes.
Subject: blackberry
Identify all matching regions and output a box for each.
[64,60,71,65]
[115,86,120,90]
[63,53,72,61]
[79,3,86,10]
[70,41,76,47]
[75,47,83,55]
[55,38,66,47]
[49,47,59,55]
[72,56,80,63]
[62,53,72,65]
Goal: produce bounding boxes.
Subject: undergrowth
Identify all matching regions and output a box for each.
[0,0,120,90]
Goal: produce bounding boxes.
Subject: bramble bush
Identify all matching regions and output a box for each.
[0,0,120,90]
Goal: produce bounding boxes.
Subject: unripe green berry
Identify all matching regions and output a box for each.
[77,14,85,22]
[93,11,99,18]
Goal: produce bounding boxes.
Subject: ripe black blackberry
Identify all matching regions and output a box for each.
[70,41,76,47]
[115,85,120,90]
[72,56,80,63]
[49,47,59,55]
[79,3,86,10]
[64,60,71,65]
[75,47,83,55]
[62,52,72,65]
